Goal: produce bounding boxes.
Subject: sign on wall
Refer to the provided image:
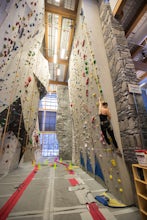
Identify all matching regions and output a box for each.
[128,84,142,94]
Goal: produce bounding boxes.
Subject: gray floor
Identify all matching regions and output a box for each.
[0,160,141,220]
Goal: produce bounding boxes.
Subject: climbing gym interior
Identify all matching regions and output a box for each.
[0,0,147,220]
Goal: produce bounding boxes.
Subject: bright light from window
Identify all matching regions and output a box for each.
[57,68,60,76]
[54,28,58,53]
[60,48,65,59]
[55,0,60,2]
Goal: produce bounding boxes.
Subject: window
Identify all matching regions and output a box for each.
[39,93,58,110]
[38,111,56,131]
[38,93,59,157]
[40,133,59,157]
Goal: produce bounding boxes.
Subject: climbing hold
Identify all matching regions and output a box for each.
[119,188,123,192]
[28,76,32,82]
[82,40,85,47]
[111,159,116,166]
[83,72,85,77]
[86,90,88,97]
[109,175,113,180]
[117,178,121,183]
[91,116,95,123]
[86,77,89,85]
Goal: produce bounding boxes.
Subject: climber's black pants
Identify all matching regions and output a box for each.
[100,121,118,149]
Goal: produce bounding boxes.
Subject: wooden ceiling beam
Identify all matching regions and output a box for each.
[126,4,147,38]
[45,3,77,20]
[49,80,68,86]
[133,61,147,72]
[46,56,68,65]
[138,72,147,81]
[112,0,127,17]
[131,37,147,58]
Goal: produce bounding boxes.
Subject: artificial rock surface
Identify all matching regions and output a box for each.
[68,0,143,205]
[0,0,49,172]
[56,86,72,160]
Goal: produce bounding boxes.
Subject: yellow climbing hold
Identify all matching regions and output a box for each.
[117,178,121,183]
[119,188,123,192]
[109,175,113,180]
[111,159,116,166]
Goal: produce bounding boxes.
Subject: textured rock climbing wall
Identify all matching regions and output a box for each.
[56,86,72,160]
[0,131,21,174]
[68,0,135,205]
[99,1,143,162]
[0,0,49,172]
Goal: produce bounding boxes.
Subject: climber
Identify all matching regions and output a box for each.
[98,97,122,157]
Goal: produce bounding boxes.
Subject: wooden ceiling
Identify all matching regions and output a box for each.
[113,0,147,81]
[45,0,146,92]
[44,0,79,90]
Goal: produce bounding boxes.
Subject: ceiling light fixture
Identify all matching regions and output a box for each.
[53,54,58,64]
[55,0,60,3]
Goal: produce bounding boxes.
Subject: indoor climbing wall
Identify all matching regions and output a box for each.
[0,0,49,173]
[68,0,133,205]
[56,85,73,160]
[0,131,21,174]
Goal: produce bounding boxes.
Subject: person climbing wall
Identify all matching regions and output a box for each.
[98,97,122,157]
